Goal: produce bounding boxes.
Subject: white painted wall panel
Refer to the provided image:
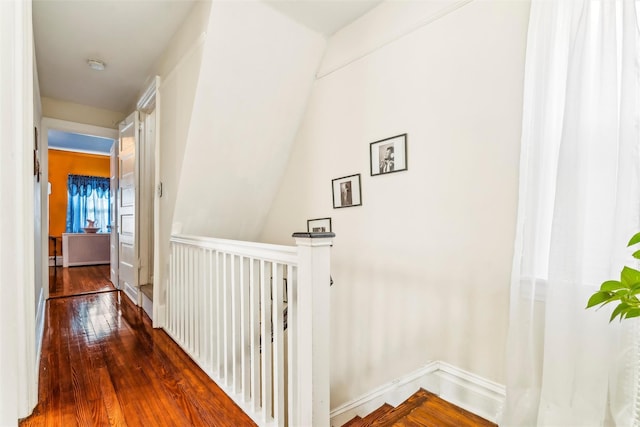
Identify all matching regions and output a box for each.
[260,0,530,408]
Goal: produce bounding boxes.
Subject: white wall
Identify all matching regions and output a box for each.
[154,0,211,310]
[154,0,326,309]
[41,96,125,129]
[171,0,326,240]
[0,0,38,423]
[260,0,530,407]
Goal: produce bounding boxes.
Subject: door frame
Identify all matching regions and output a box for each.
[40,118,118,300]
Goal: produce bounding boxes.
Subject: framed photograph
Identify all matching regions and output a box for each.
[370,133,408,176]
[332,174,362,209]
[307,217,332,233]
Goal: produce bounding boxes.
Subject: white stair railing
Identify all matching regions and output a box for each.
[166,232,334,426]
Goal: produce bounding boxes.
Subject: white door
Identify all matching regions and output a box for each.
[110,142,118,285]
[118,112,139,304]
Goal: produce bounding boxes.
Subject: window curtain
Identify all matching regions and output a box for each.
[65,174,111,233]
[503,1,640,425]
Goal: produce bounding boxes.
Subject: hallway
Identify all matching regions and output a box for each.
[21,267,255,426]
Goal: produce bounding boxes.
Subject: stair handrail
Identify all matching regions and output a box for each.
[166,231,335,426]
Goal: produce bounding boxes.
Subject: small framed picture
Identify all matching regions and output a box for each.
[332,174,362,209]
[307,217,332,233]
[370,133,408,176]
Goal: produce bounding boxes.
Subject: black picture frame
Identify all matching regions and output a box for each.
[332,174,362,209]
[307,217,332,233]
[370,133,408,176]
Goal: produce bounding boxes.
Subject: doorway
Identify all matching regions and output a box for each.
[40,118,117,301]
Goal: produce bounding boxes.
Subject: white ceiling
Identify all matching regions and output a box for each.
[33,0,197,113]
[265,0,382,36]
[33,0,382,115]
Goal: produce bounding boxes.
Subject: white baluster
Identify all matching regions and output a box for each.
[287,264,298,427]
[240,256,250,402]
[231,254,238,393]
[273,263,285,425]
[215,250,222,376]
[223,252,230,385]
[260,260,273,422]
[250,258,261,413]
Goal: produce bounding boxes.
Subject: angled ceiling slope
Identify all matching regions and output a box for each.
[264,0,383,36]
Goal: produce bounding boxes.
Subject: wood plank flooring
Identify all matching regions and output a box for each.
[342,389,497,427]
[21,267,256,427]
[49,265,114,298]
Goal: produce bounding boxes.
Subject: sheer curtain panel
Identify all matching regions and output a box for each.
[504,0,640,425]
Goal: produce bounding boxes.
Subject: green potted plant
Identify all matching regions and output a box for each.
[587,232,640,321]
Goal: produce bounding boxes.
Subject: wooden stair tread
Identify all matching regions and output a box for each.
[399,397,496,427]
[342,403,394,427]
[369,389,431,426]
[342,416,364,427]
[343,388,497,427]
[361,403,394,426]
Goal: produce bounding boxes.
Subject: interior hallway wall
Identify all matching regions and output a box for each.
[153,0,325,310]
[260,0,531,407]
[153,0,211,312]
[41,96,124,129]
[171,0,325,239]
[47,149,110,255]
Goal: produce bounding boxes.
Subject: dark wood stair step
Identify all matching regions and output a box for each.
[369,389,430,426]
[342,403,394,427]
[397,393,496,427]
[361,403,394,426]
[344,388,498,427]
[342,415,364,427]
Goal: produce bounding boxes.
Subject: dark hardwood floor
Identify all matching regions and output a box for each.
[22,266,256,427]
[29,266,495,427]
[49,264,115,298]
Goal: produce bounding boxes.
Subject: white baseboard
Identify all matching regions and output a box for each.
[329,361,505,427]
[34,288,46,373]
[153,303,166,329]
[141,292,153,320]
[123,283,139,306]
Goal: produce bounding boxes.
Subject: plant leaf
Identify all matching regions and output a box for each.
[628,232,640,247]
[601,280,625,291]
[632,249,640,260]
[586,291,614,308]
[624,308,640,319]
[610,303,630,322]
[621,267,640,287]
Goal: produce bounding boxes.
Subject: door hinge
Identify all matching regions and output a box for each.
[157,182,163,197]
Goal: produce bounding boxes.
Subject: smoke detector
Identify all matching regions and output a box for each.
[87,59,106,71]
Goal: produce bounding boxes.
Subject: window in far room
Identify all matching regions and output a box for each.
[65,174,111,233]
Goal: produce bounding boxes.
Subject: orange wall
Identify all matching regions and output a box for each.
[48,149,110,255]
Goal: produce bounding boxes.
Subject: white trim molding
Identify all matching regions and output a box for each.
[329,361,505,427]
[34,288,46,375]
[0,0,38,422]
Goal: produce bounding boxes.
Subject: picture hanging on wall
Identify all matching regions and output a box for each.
[332,174,362,209]
[370,133,408,176]
[307,217,332,233]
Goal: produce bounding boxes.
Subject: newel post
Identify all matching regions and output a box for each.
[292,232,335,427]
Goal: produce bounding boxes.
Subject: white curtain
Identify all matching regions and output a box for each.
[504,0,640,426]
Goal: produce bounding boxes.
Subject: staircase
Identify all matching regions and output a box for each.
[341,389,497,427]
